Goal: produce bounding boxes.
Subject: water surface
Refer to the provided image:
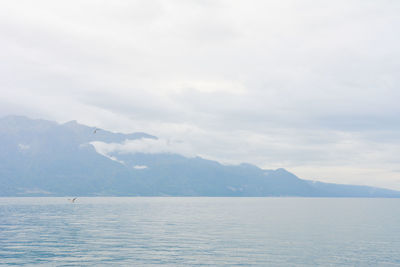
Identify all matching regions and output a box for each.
[1,197,399,266]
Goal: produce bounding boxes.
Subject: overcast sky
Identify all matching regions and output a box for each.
[1,0,400,189]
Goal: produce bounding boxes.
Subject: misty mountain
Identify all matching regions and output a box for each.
[1,115,399,197]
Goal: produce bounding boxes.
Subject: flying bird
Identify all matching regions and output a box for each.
[68,197,77,203]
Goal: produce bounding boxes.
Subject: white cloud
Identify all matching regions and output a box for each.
[91,138,195,158]
[133,165,148,170]
[91,145,125,165]
[1,0,400,189]
[18,144,30,150]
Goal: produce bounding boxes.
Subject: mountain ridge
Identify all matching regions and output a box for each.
[0,115,399,197]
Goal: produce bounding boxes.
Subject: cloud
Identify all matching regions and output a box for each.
[18,144,30,150]
[91,145,125,165]
[91,138,195,158]
[133,165,148,170]
[1,0,400,189]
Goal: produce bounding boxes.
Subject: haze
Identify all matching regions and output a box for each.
[1,0,399,189]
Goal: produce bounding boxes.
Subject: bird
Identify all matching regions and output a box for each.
[93,128,100,134]
[68,197,77,203]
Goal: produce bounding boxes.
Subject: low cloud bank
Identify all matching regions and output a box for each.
[91,138,195,158]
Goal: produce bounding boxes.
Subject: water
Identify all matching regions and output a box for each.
[1,198,400,266]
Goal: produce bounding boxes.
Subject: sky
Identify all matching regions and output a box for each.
[1,0,400,189]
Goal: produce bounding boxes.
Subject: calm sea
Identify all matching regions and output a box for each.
[1,197,400,266]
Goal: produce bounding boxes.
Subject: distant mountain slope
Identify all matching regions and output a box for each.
[0,115,399,197]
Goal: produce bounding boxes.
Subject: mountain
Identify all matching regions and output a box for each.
[0,115,399,197]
